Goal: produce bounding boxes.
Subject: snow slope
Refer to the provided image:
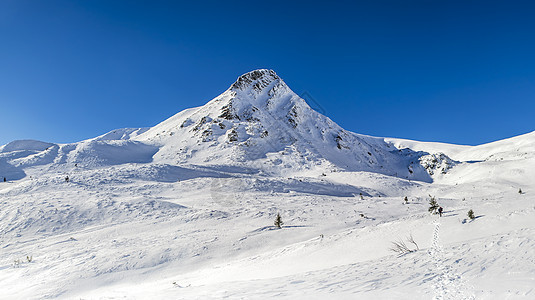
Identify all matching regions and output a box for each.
[0,69,534,299]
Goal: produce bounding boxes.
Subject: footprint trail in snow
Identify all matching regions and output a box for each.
[429,220,475,300]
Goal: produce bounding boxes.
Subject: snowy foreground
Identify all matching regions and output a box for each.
[1,70,534,299]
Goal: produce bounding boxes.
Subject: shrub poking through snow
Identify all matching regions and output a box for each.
[428,196,439,214]
[274,213,284,229]
[468,209,475,220]
[519,188,523,194]
[12,256,33,268]
[13,259,21,268]
[390,234,419,255]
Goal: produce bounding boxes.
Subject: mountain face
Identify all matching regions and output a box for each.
[132,69,432,179]
[1,69,454,181]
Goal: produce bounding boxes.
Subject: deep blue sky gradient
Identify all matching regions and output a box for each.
[1,0,534,146]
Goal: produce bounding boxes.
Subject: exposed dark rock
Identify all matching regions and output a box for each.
[193,116,209,132]
[228,129,238,142]
[201,129,213,142]
[230,69,279,91]
[219,103,239,120]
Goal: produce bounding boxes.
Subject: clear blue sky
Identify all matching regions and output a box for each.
[1,0,534,146]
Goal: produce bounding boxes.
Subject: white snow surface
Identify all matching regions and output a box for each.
[1,69,534,299]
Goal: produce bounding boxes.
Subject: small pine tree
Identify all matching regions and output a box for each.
[468,209,475,220]
[428,196,439,214]
[519,188,523,194]
[274,213,284,229]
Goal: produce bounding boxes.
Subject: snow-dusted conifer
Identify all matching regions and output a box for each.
[428,196,439,214]
[274,213,284,229]
[468,209,475,220]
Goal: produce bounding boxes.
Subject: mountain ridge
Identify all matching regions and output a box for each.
[1,69,532,183]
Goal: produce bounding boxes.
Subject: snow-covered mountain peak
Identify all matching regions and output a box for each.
[214,69,304,117]
[229,69,281,93]
[138,69,309,140]
[132,69,434,180]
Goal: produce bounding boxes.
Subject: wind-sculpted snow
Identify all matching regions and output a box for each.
[0,158,25,181]
[81,164,233,183]
[0,140,58,177]
[94,127,150,141]
[11,145,60,168]
[67,140,159,167]
[0,139,55,153]
[0,140,157,182]
[246,177,370,197]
